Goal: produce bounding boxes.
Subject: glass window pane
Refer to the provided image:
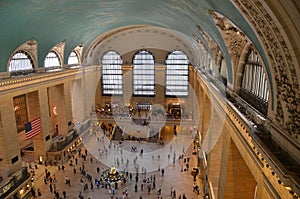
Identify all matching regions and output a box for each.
[44,51,61,69]
[166,50,189,97]
[133,50,155,96]
[101,51,123,95]
[68,51,80,66]
[241,49,268,101]
[9,51,34,75]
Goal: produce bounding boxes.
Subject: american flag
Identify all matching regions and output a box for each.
[25,118,42,140]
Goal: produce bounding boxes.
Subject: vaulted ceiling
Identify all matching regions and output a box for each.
[0,0,269,83]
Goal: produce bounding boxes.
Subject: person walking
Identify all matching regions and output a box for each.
[135,175,139,183]
[91,182,94,191]
[49,183,53,193]
[37,188,41,196]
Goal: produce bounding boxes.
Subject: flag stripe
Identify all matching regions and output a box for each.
[25,118,42,140]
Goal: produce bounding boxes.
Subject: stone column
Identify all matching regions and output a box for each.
[27,91,45,163]
[123,66,133,106]
[30,88,52,164]
[64,81,73,128]
[83,66,100,119]
[71,79,85,123]
[155,65,165,106]
[0,95,22,178]
[216,125,231,198]
[52,84,68,136]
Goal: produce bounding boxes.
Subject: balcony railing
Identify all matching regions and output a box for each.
[0,167,30,199]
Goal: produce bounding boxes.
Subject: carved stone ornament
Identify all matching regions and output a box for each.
[210,12,248,59]
[233,0,300,136]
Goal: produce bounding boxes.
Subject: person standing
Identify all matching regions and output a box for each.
[147,183,151,194]
[49,183,53,193]
[186,163,189,171]
[62,190,66,199]
[30,188,36,197]
[37,188,41,196]
[172,189,176,199]
[135,183,138,192]
[135,174,139,183]
[78,191,83,199]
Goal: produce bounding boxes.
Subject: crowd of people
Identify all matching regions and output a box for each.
[27,124,202,199]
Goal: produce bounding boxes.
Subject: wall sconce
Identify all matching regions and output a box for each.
[38,156,43,164]
[53,106,57,115]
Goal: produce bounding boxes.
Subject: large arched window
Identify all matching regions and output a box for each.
[44,51,61,69]
[240,49,269,115]
[68,51,80,67]
[9,51,34,75]
[101,51,123,95]
[133,50,155,96]
[13,95,28,133]
[165,50,189,97]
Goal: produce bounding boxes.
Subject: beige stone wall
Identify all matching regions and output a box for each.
[0,94,22,178]
[191,68,295,199]
[0,68,90,180]
[223,138,257,199]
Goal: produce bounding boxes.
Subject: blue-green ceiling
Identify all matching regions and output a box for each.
[0,0,273,98]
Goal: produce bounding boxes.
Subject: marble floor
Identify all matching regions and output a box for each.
[26,126,203,199]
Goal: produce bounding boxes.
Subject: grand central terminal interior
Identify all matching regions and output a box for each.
[0,1,299,199]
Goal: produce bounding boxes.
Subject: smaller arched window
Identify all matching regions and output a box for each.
[241,49,269,101]
[133,50,155,96]
[240,49,269,115]
[165,50,189,97]
[219,57,228,86]
[101,51,123,95]
[9,51,34,75]
[68,51,80,67]
[44,51,61,69]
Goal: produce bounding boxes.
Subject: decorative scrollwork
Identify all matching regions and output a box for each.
[233,0,300,137]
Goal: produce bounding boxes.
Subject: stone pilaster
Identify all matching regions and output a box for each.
[0,95,22,178]
[223,138,257,199]
[64,81,73,128]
